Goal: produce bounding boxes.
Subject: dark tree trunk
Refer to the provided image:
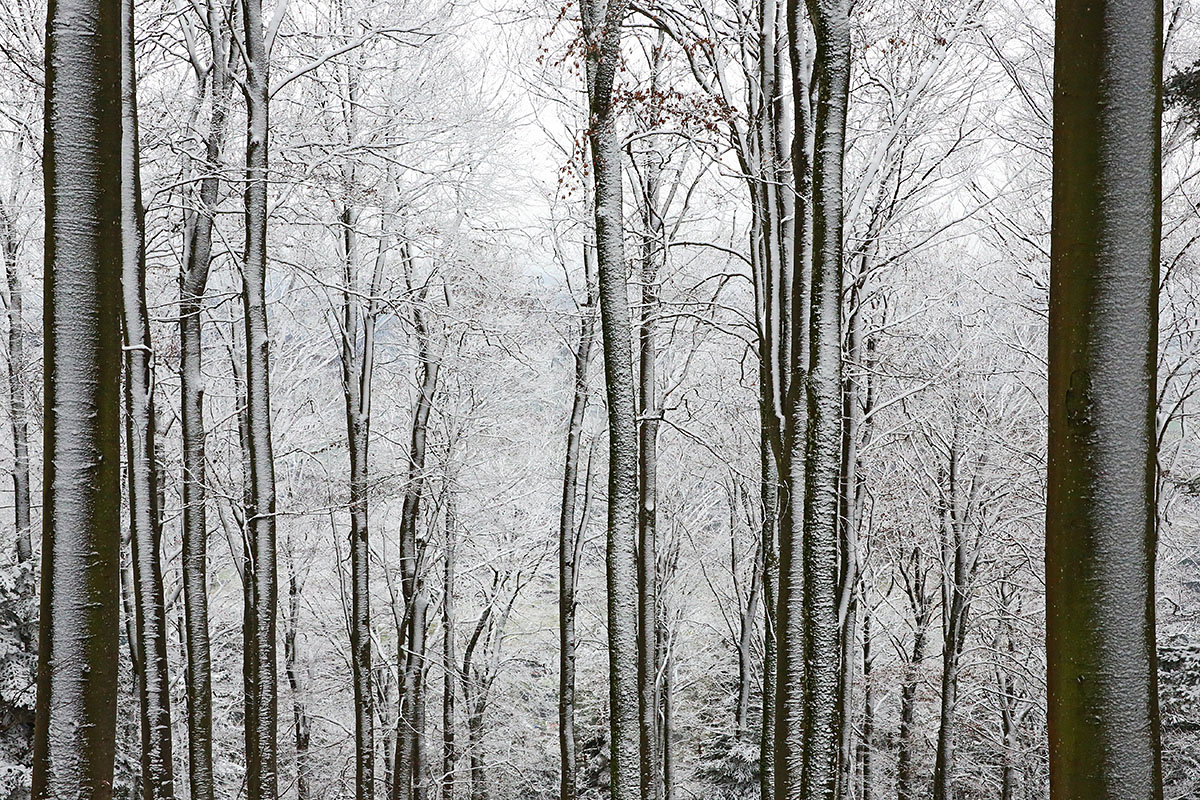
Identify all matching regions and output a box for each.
[178,6,231,798]
[121,2,175,795]
[579,1,639,799]
[33,0,124,795]
[0,203,30,566]
[394,295,439,800]
[637,73,665,800]
[775,0,813,792]
[858,599,873,800]
[559,239,596,800]
[444,488,459,800]
[239,1,280,797]
[284,553,311,800]
[1048,6,1164,799]
[896,556,931,800]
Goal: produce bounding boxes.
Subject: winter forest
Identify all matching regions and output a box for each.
[0,0,1187,798]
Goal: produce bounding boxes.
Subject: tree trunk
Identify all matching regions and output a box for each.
[394,294,439,800]
[858,598,873,800]
[121,2,175,795]
[1048,7,1164,799]
[897,564,931,800]
[637,66,665,800]
[339,175,384,800]
[579,2,639,799]
[33,0,124,794]
[284,553,311,800]
[444,488,459,800]
[240,1,279,797]
[0,203,30,566]
[179,6,231,798]
[775,0,813,792]
[798,2,850,799]
[559,238,596,800]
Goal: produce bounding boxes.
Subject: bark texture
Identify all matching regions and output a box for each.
[240,1,280,796]
[1047,2,1164,799]
[34,0,124,795]
[798,2,850,799]
[579,1,639,799]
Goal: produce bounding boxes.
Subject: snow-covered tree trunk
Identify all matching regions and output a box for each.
[559,238,595,800]
[178,7,231,797]
[798,1,850,798]
[121,1,175,794]
[1047,2,1164,798]
[239,0,280,796]
[579,1,639,798]
[33,0,124,794]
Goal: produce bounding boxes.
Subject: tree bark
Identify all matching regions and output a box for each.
[579,2,639,799]
[121,1,175,795]
[33,0,124,794]
[239,1,280,797]
[1048,3,1164,798]
[179,6,231,798]
[798,2,850,799]
[559,238,596,800]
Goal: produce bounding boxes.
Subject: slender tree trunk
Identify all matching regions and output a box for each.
[444,489,459,800]
[660,630,673,800]
[736,534,763,738]
[284,554,311,800]
[637,74,665,800]
[0,204,30,566]
[466,699,486,800]
[121,2,175,795]
[240,1,279,797]
[759,447,778,800]
[798,2,850,798]
[579,2,639,799]
[394,297,439,800]
[559,239,596,800]
[897,584,931,800]
[33,0,124,794]
[179,7,231,798]
[1048,8,1164,799]
[858,599,873,800]
[340,181,384,800]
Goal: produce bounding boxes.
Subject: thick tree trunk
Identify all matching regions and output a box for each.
[121,3,175,795]
[1048,5,1164,799]
[239,1,280,797]
[33,0,124,795]
[0,204,30,565]
[775,0,813,793]
[179,7,231,799]
[798,2,850,799]
[559,240,596,800]
[579,2,639,799]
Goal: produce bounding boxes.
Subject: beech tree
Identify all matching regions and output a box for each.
[33,0,123,796]
[1047,1,1164,798]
